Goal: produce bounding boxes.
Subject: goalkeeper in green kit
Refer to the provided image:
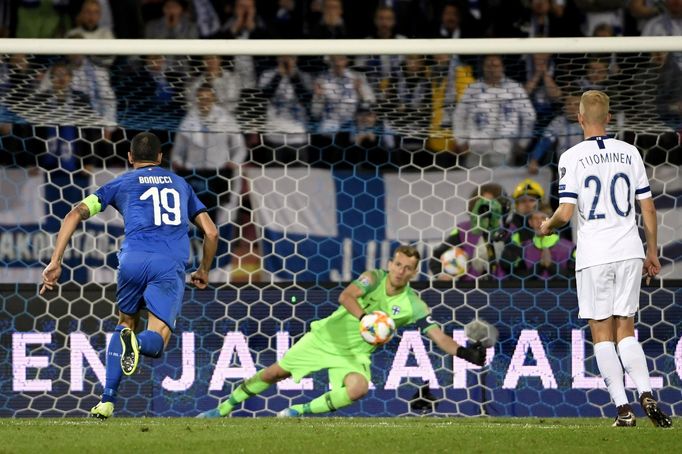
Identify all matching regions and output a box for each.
[197,245,486,418]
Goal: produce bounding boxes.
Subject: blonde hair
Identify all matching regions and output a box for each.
[579,90,610,125]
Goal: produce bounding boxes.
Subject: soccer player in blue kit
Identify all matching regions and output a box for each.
[40,132,218,419]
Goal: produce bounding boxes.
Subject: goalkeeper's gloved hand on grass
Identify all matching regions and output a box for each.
[455,342,486,367]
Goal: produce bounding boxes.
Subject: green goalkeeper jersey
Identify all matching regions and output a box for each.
[310,269,435,355]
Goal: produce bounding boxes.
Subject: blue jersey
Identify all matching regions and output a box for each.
[94,166,206,264]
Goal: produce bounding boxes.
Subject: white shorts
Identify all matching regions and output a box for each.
[576,258,643,320]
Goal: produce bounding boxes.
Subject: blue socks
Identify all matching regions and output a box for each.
[137,330,165,359]
[102,325,125,404]
[101,328,165,403]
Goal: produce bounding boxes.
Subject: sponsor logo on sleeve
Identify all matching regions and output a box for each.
[357,275,371,288]
[560,167,566,180]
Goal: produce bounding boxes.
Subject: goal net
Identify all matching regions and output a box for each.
[1,38,681,418]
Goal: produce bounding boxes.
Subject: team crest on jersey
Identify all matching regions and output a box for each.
[560,167,566,179]
[391,305,401,315]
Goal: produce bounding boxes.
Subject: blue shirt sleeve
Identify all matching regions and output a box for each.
[186,182,207,221]
[94,177,122,211]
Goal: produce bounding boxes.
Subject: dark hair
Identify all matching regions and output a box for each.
[131,132,161,162]
[394,244,421,262]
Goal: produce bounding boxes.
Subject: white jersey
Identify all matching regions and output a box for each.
[558,136,652,270]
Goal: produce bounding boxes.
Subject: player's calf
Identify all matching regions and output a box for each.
[639,392,673,428]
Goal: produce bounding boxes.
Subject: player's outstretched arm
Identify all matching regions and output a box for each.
[190,212,218,289]
[639,197,661,284]
[40,203,90,294]
[426,326,485,366]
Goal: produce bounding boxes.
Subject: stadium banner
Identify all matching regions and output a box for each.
[1,166,680,283]
[2,285,681,418]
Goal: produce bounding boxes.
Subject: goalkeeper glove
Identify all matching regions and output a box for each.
[455,342,486,367]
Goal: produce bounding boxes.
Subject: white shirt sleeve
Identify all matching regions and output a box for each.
[633,147,652,200]
[558,152,578,205]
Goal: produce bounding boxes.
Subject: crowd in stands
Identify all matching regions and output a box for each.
[0,0,680,282]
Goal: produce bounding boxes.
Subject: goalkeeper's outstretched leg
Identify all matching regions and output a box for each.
[196,363,291,418]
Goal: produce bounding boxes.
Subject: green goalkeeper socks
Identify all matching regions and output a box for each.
[291,387,354,415]
[217,370,271,416]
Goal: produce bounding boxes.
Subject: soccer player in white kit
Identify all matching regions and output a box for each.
[540,90,672,428]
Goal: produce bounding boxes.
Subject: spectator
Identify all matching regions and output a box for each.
[578,57,613,91]
[172,83,247,222]
[29,62,97,172]
[652,51,682,128]
[524,53,562,129]
[308,0,347,39]
[642,0,682,71]
[311,55,375,133]
[343,102,396,169]
[36,53,117,128]
[385,54,431,133]
[426,53,474,154]
[510,0,569,37]
[115,55,186,130]
[66,1,115,67]
[220,0,270,90]
[16,0,71,38]
[67,0,114,39]
[429,183,507,281]
[501,210,575,279]
[144,0,198,39]
[434,2,480,38]
[256,55,313,164]
[0,54,39,106]
[507,178,546,245]
[627,0,663,35]
[453,55,537,168]
[528,93,583,174]
[0,54,39,168]
[185,55,242,115]
[355,6,406,103]
[574,0,626,36]
[270,0,303,38]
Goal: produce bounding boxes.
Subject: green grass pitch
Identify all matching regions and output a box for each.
[0,417,678,453]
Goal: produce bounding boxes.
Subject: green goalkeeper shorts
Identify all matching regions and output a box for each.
[279,331,371,389]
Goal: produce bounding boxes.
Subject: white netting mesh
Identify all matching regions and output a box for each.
[1,39,681,417]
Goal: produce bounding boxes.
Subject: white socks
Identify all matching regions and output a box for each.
[617,336,652,396]
[594,341,628,407]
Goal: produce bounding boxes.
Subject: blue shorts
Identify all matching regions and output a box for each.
[116,251,186,331]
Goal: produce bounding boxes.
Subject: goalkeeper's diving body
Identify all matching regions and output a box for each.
[40,132,218,419]
[198,245,486,418]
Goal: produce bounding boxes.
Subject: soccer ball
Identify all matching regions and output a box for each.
[440,246,468,278]
[464,319,499,348]
[359,311,396,346]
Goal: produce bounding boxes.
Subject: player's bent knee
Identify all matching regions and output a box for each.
[261,364,291,383]
[344,374,369,401]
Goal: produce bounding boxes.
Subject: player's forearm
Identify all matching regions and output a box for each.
[434,334,460,356]
[198,231,218,272]
[338,293,365,320]
[547,205,572,230]
[49,209,84,264]
[640,201,658,255]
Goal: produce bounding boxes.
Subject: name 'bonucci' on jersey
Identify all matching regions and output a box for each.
[557,136,652,271]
